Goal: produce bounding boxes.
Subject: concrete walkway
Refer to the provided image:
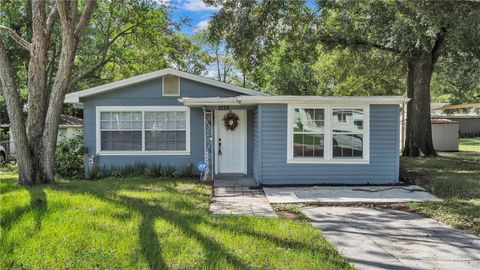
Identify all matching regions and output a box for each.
[264,185,440,203]
[302,207,480,270]
[210,175,275,216]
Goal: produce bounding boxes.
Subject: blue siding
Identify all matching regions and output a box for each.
[253,107,262,184]
[247,110,254,174]
[81,74,400,183]
[257,104,400,185]
[82,77,243,175]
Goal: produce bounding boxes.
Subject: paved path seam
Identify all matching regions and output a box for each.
[302,207,480,270]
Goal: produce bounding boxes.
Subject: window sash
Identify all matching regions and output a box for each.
[331,108,365,159]
[292,108,325,158]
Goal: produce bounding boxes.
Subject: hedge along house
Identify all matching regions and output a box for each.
[65,68,406,185]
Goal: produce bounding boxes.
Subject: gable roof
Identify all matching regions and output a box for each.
[64,68,267,103]
[59,114,83,127]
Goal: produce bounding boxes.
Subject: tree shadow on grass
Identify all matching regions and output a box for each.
[52,180,251,270]
[207,219,337,253]
[49,178,350,269]
[28,186,47,230]
[1,184,47,232]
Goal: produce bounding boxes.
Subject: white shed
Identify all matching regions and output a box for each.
[431,119,459,151]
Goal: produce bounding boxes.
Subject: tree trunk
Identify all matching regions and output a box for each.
[42,13,77,181]
[27,0,49,183]
[0,0,96,185]
[0,41,35,185]
[402,54,437,157]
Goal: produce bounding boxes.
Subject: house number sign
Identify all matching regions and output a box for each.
[218,106,230,110]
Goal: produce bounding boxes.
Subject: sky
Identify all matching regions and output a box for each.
[162,0,220,36]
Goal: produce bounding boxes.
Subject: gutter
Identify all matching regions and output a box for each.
[179,96,410,106]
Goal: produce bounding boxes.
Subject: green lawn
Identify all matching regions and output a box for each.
[459,137,480,152]
[0,165,351,270]
[400,153,480,235]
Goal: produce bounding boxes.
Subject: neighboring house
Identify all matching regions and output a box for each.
[431,102,480,136]
[65,68,405,185]
[1,115,83,161]
[58,114,83,141]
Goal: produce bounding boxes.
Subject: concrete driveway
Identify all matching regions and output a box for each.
[264,186,440,203]
[302,207,480,270]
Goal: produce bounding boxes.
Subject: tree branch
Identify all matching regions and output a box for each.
[319,35,401,54]
[0,25,32,51]
[431,26,448,64]
[107,25,136,47]
[74,0,96,39]
[68,56,111,88]
[45,4,58,41]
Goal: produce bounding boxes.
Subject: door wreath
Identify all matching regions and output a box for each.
[223,111,239,131]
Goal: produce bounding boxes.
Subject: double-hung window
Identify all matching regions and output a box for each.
[288,105,369,163]
[97,106,190,155]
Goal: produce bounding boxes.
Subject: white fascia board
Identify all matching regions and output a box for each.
[64,68,267,104]
[178,97,240,106]
[59,124,83,128]
[64,93,80,103]
[237,95,409,105]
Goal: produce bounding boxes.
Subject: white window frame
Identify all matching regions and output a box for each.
[96,106,190,155]
[287,104,370,164]
[162,76,180,96]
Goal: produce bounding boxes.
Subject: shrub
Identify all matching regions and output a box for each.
[0,128,8,143]
[175,163,194,178]
[87,161,196,179]
[55,133,87,178]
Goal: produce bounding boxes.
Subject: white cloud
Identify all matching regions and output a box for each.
[153,0,171,6]
[195,19,210,32]
[183,0,219,12]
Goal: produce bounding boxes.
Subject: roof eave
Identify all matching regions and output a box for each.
[237,96,409,105]
[179,96,410,106]
[64,68,267,103]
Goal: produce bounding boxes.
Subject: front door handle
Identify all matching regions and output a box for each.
[218,138,222,155]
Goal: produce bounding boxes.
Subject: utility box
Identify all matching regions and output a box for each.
[431,119,459,151]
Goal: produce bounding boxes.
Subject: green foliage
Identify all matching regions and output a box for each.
[89,162,195,179]
[72,0,209,91]
[431,54,480,103]
[209,0,480,101]
[314,46,405,96]
[0,128,8,142]
[249,40,319,95]
[55,133,87,178]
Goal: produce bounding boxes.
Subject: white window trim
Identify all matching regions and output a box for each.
[287,104,370,164]
[96,106,190,156]
[162,76,180,96]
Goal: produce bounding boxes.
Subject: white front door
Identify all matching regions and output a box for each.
[215,110,247,174]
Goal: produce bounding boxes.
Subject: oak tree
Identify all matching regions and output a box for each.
[207,0,480,156]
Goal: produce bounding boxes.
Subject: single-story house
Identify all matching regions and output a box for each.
[1,114,83,161]
[431,102,480,136]
[65,68,406,185]
[58,114,83,141]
